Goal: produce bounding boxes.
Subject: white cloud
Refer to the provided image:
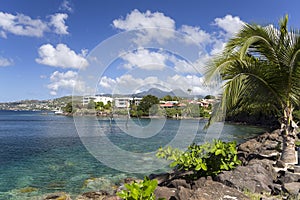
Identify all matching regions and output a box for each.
[0,11,70,38]
[113,9,175,31]
[48,70,81,95]
[98,73,212,96]
[179,25,211,45]
[49,13,68,35]
[0,12,48,37]
[122,48,166,70]
[99,76,117,89]
[59,0,73,13]
[214,15,244,38]
[210,39,227,55]
[166,74,207,94]
[99,74,163,94]
[0,57,13,67]
[36,43,89,69]
[113,9,176,44]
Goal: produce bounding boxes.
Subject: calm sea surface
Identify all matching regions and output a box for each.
[0,110,266,199]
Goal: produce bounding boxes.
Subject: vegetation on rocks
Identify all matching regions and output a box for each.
[156,140,241,178]
[117,177,165,200]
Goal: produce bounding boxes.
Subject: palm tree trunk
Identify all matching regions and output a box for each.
[280,106,297,164]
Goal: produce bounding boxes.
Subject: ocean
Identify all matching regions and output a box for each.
[0,110,265,199]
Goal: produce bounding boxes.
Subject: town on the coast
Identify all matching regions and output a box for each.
[0,88,216,119]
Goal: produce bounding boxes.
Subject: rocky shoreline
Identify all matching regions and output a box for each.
[43,129,300,200]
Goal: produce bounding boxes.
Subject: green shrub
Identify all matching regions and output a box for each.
[117,176,165,200]
[156,140,241,178]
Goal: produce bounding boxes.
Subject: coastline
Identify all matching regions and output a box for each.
[35,129,300,199]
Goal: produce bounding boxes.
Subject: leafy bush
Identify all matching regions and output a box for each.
[156,140,241,178]
[117,176,165,200]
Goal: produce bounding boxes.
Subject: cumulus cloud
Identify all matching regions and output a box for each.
[47,70,82,95]
[113,9,175,30]
[49,13,68,35]
[99,74,164,94]
[36,43,88,69]
[0,11,69,38]
[214,15,244,38]
[98,73,212,96]
[0,57,13,67]
[122,48,167,70]
[0,12,48,37]
[113,9,176,44]
[179,25,211,45]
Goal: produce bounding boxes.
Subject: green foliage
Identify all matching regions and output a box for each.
[137,95,159,116]
[95,101,104,110]
[87,100,96,109]
[204,95,215,99]
[205,15,300,132]
[103,101,112,110]
[117,177,165,200]
[63,102,73,113]
[161,95,179,101]
[165,108,180,118]
[161,95,173,101]
[293,110,300,122]
[156,140,241,178]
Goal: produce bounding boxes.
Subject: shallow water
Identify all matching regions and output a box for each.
[0,110,266,199]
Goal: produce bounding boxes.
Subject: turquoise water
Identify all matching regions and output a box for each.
[0,110,266,199]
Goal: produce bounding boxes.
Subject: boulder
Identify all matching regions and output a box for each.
[76,191,109,200]
[216,159,276,193]
[268,130,282,142]
[44,192,72,200]
[103,196,122,200]
[175,186,193,200]
[294,166,300,173]
[238,139,262,154]
[168,179,191,189]
[154,186,176,200]
[274,160,286,168]
[279,171,300,183]
[282,182,300,196]
[149,172,170,185]
[188,180,250,200]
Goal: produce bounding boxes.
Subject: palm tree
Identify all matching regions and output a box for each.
[205,15,300,164]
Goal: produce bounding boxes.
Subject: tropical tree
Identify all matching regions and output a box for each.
[205,15,300,164]
[138,95,159,116]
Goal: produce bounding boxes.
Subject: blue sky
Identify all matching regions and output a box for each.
[0,0,299,102]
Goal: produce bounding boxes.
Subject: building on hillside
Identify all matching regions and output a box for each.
[114,97,142,108]
[199,99,216,108]
[82,95,113,105]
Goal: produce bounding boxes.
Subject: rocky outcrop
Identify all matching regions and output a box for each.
[153,177,250,200]
[44,192,72,200]
[76,191,111,200]
[216,159,276,193]
[57,129,299,200]
[238,130,282,164]
[150,129,299,199]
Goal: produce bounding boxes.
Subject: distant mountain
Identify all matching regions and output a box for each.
[134,88,171,98]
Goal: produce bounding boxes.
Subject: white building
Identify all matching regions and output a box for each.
[82,95,113,105]
[114,97,142,108]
